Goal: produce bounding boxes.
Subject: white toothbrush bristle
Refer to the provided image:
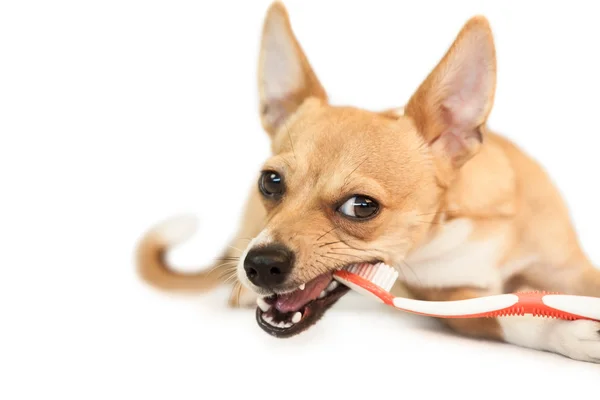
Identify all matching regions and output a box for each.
[379,264,389,288]
[365,264,376,281]
[374,264,385,287]
[339,262,398,292]
[359,263,367,276]
[383,267,396,291]
[388,267,399,290]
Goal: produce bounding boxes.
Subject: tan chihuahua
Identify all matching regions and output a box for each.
[137,2,600,363]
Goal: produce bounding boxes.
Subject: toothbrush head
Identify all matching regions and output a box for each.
[333,262,399,305]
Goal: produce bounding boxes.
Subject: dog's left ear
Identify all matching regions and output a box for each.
[405,16,496,169]
[258,2,328,137]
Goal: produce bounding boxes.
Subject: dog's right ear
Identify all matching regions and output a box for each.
[258,2,328,137]
[404,16,496,171]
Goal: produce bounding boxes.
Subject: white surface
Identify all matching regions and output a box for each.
[393,294,518,316]
[2,0,600,399]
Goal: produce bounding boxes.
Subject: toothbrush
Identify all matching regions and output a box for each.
[333,263,600,321]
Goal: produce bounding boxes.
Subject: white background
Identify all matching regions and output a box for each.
[1,0,599,398]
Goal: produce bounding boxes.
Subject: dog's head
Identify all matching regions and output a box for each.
[237,2,497,337]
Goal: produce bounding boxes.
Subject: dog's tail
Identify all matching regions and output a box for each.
[136,214,232,292]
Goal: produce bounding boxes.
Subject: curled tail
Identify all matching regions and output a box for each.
[136,214,233,292]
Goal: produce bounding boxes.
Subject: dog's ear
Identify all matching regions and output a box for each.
[405,16,496,169]
[258,2,328,137]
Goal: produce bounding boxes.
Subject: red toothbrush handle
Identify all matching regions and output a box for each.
[472,291,597,320]
[334,269,600,321]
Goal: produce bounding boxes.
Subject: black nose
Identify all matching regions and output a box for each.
[244,244,294,289]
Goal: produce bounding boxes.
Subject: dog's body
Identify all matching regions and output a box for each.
[137,2,600,362]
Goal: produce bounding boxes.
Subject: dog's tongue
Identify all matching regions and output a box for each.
[274,274,332,313]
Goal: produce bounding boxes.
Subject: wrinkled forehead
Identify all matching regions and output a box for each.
[275,105,419,156]
[268,105,430,195]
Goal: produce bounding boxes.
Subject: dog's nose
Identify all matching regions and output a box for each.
[244,244,293,288]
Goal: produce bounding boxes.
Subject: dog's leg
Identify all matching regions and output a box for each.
[409,285,600,362]
[498,313,600,363]
[580,266,600,296]
[503,255,600,362]
[522,257,600,298]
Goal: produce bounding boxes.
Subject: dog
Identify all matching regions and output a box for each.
[136,2,600,363]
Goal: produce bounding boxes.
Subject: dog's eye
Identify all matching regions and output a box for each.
[259,171,284,197]
[338,195,379,219]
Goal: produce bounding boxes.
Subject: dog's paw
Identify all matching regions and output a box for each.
[548,320,600,363]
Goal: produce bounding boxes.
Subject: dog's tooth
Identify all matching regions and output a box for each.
[256,297,271,313]
[284,322,293,328]
[326,281,338,292]
[318,291,326,299]
[299,283,306,291]
[292,312,302,323]
[278,321,287,328]
[263,314,273,324]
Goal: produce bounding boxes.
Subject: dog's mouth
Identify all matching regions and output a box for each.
[255,272,350,338]
[255,262,379,338]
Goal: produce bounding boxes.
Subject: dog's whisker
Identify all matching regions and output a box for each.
[400,260,422,286]
[338,237,368,252]
[321,254,351,263]
[264,212,278,226]
[211,268,237,280]
[329,246,383,254]
[314,259,328,269]
[222,273,239,284]
[279,117,297,163]
[394,262,409,285]
[341,157,368,190]
[286,127,297,162]
[317,227,338,242]
[213,257,240,262]
[329,247,369,251]
[219,275,234,283]
[416,220,444,226]
[217,265,239,278]
[415,209,459,217]
[218,269,237,280]
[227,245,245,253]
[326,252,367,261]
[328,244,386,259]
[309,261,328,276]
[208,261,239,274]
[318,240,344,248]
[415,211,441,217]
[235,281,243,306]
